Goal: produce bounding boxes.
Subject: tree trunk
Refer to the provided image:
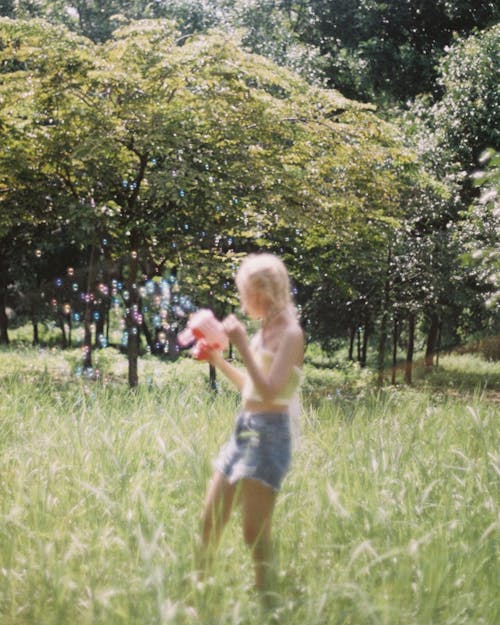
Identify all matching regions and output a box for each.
[58,313,68,349]
[228,304,235,361]
[32,320,39,346]
[0,290,9,345]
[360,322,369,368]
[31,275,41,346]
[128,326,140,387]
[82,245,98,369]
[94,307,105,348]
[99,245,113,348]
[167,328,179,359]
[67,311,72,348]
[94,279,110,348]
[405,313,415,385]
[377,317,387,386]
[436,321,442,366]
[126,244,140,388]
[348,326,355,360]
[209,364,217,391]
[391,317,399,385]
[377,250,392,386]
[425,311,440,370]
[106,305,110,346]
[141,314,154,353]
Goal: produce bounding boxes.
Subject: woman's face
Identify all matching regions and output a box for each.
[239,284,266,319]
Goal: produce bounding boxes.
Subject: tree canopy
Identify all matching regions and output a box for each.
[0,3,498,382]
[0,16,429,382]
[3,1,498,106]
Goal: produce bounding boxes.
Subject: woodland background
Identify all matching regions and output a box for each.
[0,1,498,386]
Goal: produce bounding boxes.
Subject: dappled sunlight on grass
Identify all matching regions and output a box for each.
[417,353,500,396]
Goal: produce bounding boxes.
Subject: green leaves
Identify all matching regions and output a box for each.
[457,149,500,309]
[0,17,423,355]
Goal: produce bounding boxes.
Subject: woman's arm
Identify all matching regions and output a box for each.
[207,350,246,391]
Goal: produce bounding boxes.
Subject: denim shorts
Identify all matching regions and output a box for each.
[214,411,291,491]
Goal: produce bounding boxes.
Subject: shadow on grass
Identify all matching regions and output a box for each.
[420,366,500,394]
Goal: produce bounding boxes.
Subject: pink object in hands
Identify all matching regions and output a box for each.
[177,309,228,357]
[190,338,212,361]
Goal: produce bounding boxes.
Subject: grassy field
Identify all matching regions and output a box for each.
[0,345,499,625]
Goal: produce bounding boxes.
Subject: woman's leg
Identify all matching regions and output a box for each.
[241,478,277,592]
[200,471,237,568]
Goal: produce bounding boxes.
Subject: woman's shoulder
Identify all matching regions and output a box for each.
[274,319,304,354]
[279,321,304,365]
[284,318,304,340]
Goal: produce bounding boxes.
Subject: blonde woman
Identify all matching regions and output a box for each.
[199,253,304,594]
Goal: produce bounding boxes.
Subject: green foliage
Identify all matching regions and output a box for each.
[3,0,499,108]
[0,17,421,358]
[408,24,500,189]
[0,8,497,367]
[457,149,500,310]
[221,0,325,83]
[394,25,500,351]
[433,24,500,186]
[295,0,500,105]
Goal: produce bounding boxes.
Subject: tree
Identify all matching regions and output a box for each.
[458,149,500,312]
[293,0,499,105]
[4,1,498,108]
[1,16,423,381]
[400,24,500,362]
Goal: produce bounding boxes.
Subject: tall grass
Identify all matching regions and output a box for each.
[0,347,498,624]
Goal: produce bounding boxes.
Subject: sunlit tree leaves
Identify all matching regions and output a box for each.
[458,149,500,311]
[0,17,419,380]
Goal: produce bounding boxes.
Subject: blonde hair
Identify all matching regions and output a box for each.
[235,253,296,316]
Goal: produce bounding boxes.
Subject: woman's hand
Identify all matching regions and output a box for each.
[191,340,222,364]
[200,330,246,391]
[222,314,248,351]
